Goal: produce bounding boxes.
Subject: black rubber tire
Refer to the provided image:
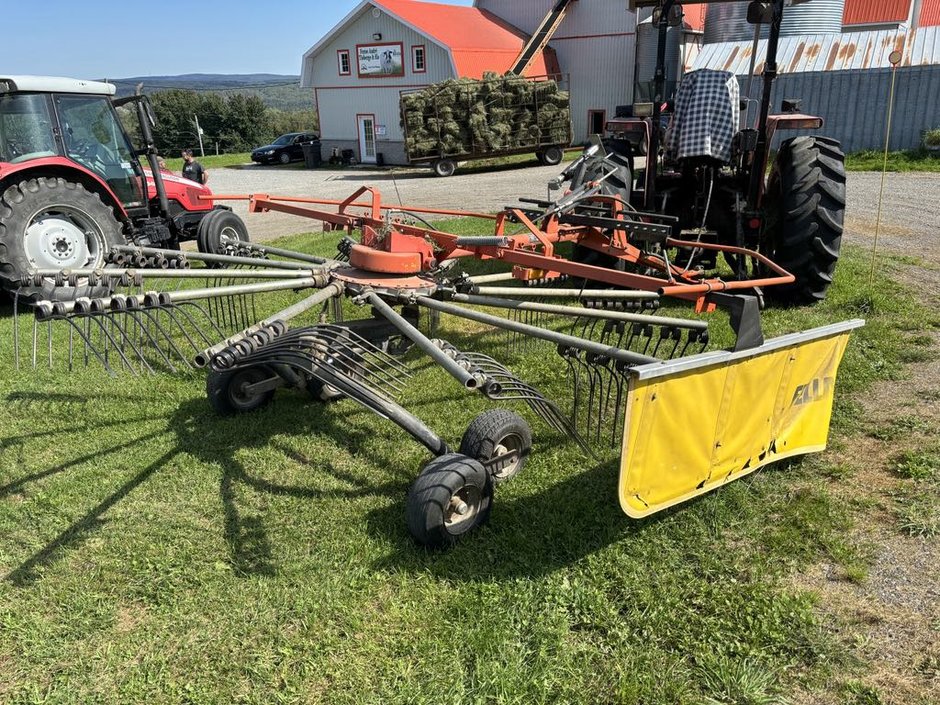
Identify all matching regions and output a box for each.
[0,178,124,301]
[196,208,250,257]
[570,244,627,288]
[206,366,277,416]
[306,376,344,403]
[762,136,846,305]
[432,159,456,178]
[279,152,291,165]
[541,146,564,166]
[459,409,532,484]
[406,453,493,549]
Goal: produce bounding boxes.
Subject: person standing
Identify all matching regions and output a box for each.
[180,148,208,184]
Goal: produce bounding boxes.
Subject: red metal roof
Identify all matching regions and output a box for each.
[920,0,940,26]
[682,3,707,32]
[843,0,911,26]
[372,0,552,78]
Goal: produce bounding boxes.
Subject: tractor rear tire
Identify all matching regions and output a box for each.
[197,209,250,258]
[762,136,846,305]
[0,178,124,301]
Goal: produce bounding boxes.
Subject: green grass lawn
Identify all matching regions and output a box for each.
[0,232,936,703]
[844,149,940,172]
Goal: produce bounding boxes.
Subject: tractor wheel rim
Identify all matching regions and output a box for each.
[492,433,523,479]
[444,485,482,534]
[24,205,105,270]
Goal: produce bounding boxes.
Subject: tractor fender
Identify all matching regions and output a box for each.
[0,157,130,220]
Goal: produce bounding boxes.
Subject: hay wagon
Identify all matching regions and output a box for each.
[400,73,573,177]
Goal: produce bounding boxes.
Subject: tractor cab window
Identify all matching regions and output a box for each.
[0,94,58,163]
[54,94,145,208]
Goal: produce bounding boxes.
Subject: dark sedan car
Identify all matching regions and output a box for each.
[251,132,319,165]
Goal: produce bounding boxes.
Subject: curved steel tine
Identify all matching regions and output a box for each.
[82,311,147,374]
[57,313,118,376]
[176,301,228,341]
[120,308,177,372]
[136,306,193,368]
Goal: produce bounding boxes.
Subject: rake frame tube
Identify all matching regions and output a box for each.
[416,296,659,365]
[451,293,706,330]
[366,291,481,390]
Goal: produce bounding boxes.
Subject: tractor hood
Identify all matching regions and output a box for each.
[143,169,213,212]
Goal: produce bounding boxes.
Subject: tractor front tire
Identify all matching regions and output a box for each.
[763,136,846,305]
[196,209,250,258]
[0,178,124,301]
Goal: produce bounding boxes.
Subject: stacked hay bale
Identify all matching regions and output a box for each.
[401,73,571,160]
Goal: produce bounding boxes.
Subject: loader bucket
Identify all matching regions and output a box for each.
[619,319,865,518]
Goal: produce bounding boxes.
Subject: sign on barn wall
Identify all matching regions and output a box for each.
[357,43,404,77]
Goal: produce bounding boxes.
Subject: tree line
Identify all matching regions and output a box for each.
[121,89,317,155]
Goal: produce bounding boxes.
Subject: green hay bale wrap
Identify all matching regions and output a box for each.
[401,75,570,159]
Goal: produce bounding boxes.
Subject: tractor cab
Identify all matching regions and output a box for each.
[0,76,245,301]
[0,77,148,214]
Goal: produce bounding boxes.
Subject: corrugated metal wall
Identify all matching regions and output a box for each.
[704,0,846,43]
[307,5,455,162]
[740,65,940,151]
[477,0,637,140]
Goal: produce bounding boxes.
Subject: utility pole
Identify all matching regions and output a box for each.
[193,114,205,157]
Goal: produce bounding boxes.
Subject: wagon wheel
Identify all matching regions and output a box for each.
[459,409,532,484]
[406,454,493,548]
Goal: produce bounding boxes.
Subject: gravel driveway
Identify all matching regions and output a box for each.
[209,162,940,271]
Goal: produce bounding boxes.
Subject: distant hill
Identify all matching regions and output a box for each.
[110,73,310,111]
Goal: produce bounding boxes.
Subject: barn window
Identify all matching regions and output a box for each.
[337,50,351,76]
[412,45,426,73]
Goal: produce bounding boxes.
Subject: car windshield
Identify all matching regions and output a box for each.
[272,134,296,146]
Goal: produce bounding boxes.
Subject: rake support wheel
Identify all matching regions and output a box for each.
[762,136,846,305]
[206,366,277,415]
[407,454,493,548]
[459,409,532,484]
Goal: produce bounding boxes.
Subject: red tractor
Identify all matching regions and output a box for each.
[600,0,847,305]
[0,75,249,300]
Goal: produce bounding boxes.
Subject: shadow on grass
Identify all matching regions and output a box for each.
[365,454,660,581]
[3,393,409,585]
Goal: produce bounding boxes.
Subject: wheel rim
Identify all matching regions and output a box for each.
[216,224,242,251]
[228,368,269,410]
[444,484,483,535]
[24,204,106,270]
[280,153,290,164]
[491,433,524,480]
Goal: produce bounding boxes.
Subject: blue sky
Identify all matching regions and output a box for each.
[3,0,473,78]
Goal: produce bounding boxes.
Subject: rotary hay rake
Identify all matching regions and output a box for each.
[9,150,863,548]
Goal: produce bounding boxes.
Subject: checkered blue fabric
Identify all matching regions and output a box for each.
[665,69,740,163]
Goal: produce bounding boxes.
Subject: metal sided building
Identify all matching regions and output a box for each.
[300,0,557,165]
[693,0,940,151]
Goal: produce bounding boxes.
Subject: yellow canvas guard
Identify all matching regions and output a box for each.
[619,319,865,518]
